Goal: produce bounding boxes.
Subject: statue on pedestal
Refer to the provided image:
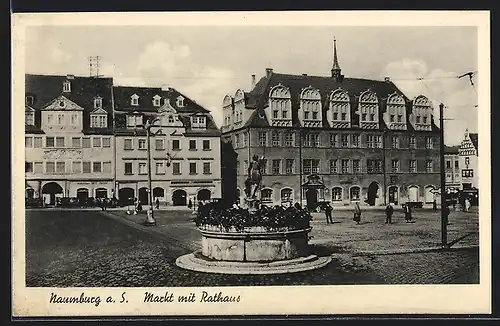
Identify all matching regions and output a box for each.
[244,154,265,211]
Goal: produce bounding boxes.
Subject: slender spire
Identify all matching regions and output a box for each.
[332,37,341,71]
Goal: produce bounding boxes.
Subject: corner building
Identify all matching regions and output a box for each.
[25,74,115,204]
[221,41,441,207]
[113,86,221,206]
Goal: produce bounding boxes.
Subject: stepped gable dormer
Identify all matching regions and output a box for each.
[385,92,407,131]
[298,86,322,128]
[410,95,433,131]
[222,94,234,131]
[358,89,380,130]
[328,87,351,128]
[265,83,292,127]
[233,89,246,127]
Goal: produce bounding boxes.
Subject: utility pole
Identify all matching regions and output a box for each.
[383,128,388,206]
[299,127,303,205]
[144,118,161,226]
[439,103,447,247]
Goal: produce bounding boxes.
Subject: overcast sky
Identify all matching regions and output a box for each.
[25,25,478,145]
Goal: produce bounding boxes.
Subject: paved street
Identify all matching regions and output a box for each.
[25,208,479,287]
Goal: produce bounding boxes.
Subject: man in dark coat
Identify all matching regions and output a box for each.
[385,203,394,224]
[324,203,333,224]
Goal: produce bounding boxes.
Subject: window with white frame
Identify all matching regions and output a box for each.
[409,160,417,173]
[82,161,91,173]
[302,159,320,174]
[82,137,91,148]
[72,161,81,174]
[25,111,34,125]
[153,95,161,107]
[352,134,360,148]
[330,89,350,123]
[281,188,293,202]
[34,137,42,148]
[261,189,273,202]
[268,85,292,125]
[26,96,34,106]
[426,160,433,173]
[203,140,211,150]
[191,116,206,129]
[63,81,71,92]
[330,133,339,147]
[156,162,165,174]
[352,159,361,173]
[392,136,400,149]
[258,132,267,147]
[284,133,293,147]
[425,137,433,149]
[285,159,294,174]
[138,139,146,150]
[272,132,281,147]
[203,162,211,174]
[392,159,400,172]
[341,134,349,147]
[359,91,379,123]
[272,159,281,175]
[131,94,139,106]
[341,159,350,174]
[409,136,416,149]
[155,138,164,150]
[332,187,342,201]
[176,96,184,107]
[189,162,197,174]
[102,137,111,148]
[300,87,322,122]
[25,136,33,148]
[330,159,338,174]
[56,162,65,174]
[138,162,147,174]
[92,137,101,148]
[243,132,248,147]
[123,138,133,150]
[94,96,102,109]
[91,114,107,128]
[172,162,181,175]
[127,115,143,128]
[124,162,133,175]
[93,162,102,173]
[350,187,360,201]
[55,137,65,148]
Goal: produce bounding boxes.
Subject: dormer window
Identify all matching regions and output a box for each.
[191,116,206,129]
[90,113,107,128]
[26,96,34,106]
[25,110,34,126]
[386,93,407,131]
[412,95,433,131]
[93,96,102,109]
[267,84,292,127]
[63,81,71,92]
[176,96,184,107]
[299,87,322,128]
[329,89,351,128]
[358,90,379,129]
[127,114,143,128]
[153,95,161,107]
[131,94,139,106]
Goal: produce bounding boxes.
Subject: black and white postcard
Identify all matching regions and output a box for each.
[12,11,491,317]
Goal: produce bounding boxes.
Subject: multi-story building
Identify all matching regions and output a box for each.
[444,145,461,193]
[113,86,221,206]
[459,129,478,190]
[25,74,115,204]
[221,40,441,208]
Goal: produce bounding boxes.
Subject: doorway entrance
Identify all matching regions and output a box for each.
[118,187,134,206]
[172,189,187,206]
[95,188,108,199]
[388,186,399,205]
[139,187,149,205]
[41,182,63,205]
[305,188,318,210]
[367,182,380,206]
[197,189,211,201]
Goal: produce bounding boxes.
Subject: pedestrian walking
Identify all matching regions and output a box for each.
[353,202,361,225]
[385,202,394,224]
[155,198,160,210]
[403,203,412,223]
[324,203,334,224]
[432,199,437,212]
[465,198,471,212]
[443,204,451,225]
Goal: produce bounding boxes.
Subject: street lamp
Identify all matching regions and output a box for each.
[143,117,162,226]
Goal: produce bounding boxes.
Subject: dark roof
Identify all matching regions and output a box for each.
[25,74,114,132]
[113,86,209,114]
[444,145,460,154]
[469,133,478,153]
[241,72,439,132]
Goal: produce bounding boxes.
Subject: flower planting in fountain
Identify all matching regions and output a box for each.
[193,202,312,232]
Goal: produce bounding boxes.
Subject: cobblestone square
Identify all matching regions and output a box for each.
[25,208,479,287]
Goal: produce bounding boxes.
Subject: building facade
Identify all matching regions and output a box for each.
[221,41,441,208]
[458,129,478,190]
[113,86,221,206]
[444,146,461,193]
[25,74,115,204]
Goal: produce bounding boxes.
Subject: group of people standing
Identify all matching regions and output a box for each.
[323,201,450,225]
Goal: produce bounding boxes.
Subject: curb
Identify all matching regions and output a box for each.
[348,245,479,256]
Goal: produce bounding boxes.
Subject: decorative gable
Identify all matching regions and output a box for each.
[25,105,35,126]
[42,95,84,111]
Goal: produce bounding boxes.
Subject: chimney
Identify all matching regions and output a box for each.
[302,74,308,76]
[384,76,391,82]
[265,68,273,78]
[251,74,256,89]
[161,84,170,91]
[66,74,75,80]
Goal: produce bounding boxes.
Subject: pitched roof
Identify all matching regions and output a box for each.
[469,133,478,153]
[242,72,439,131]
[25,74,114,132]
[113,86,209,114]
[444,145,460,154]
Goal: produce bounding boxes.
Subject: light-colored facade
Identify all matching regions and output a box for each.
[444,146,461,192]
[25,75,115,204]
[458,130,479,190]
[113,86,221,206]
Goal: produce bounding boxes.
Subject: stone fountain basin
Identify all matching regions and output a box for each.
[198,226,312,262]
